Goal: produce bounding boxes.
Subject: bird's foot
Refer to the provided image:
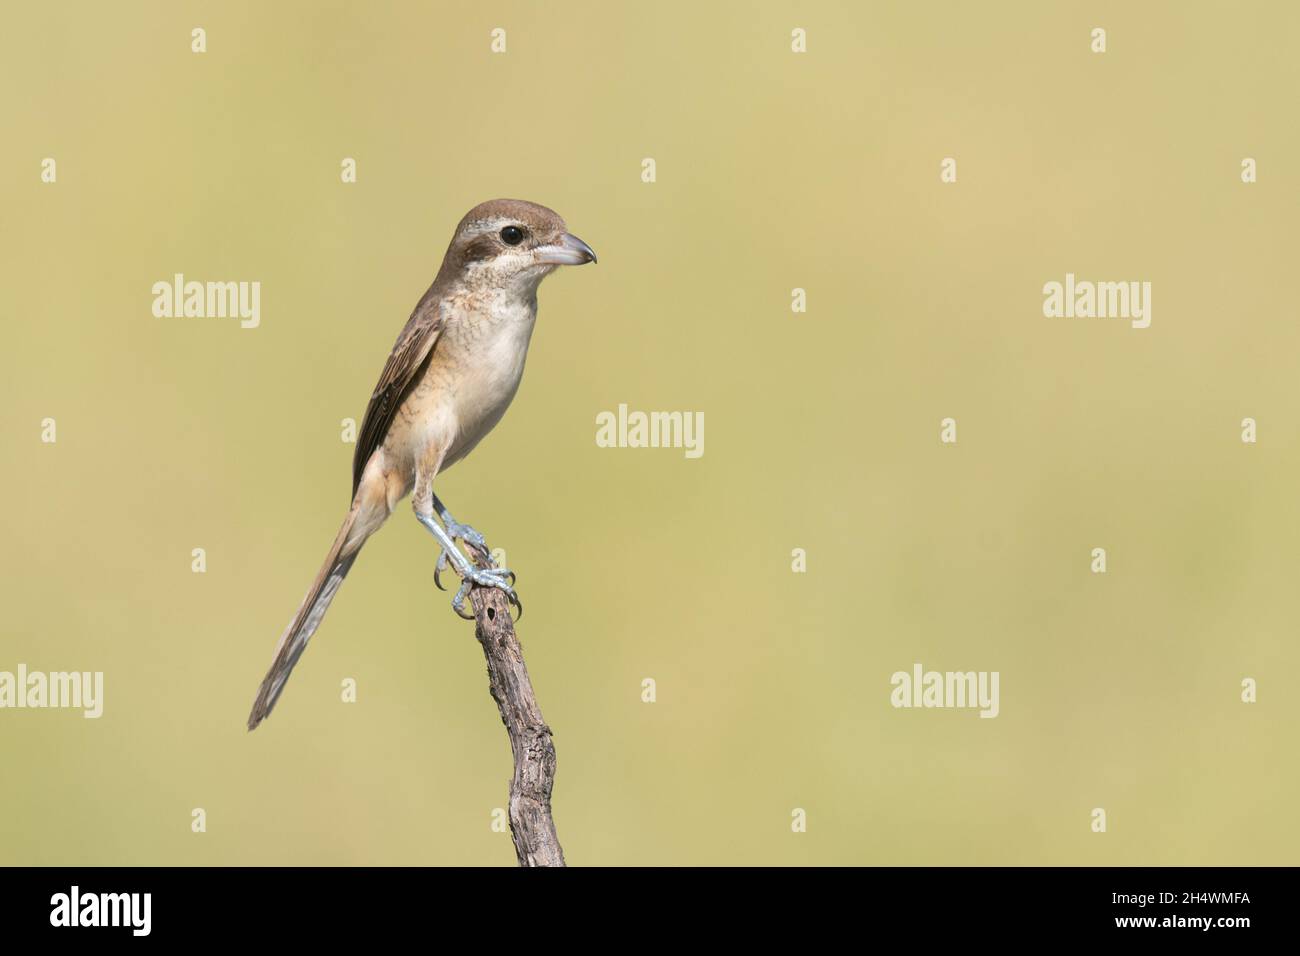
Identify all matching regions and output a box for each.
[444,516,489,553]
[421,508,521,620]
[435,545,516,591]
[433,517,489,590]
[450,564,522,621]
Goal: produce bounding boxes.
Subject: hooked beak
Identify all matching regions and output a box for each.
[535,232,597,266]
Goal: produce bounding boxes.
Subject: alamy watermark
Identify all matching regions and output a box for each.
[152,273,260,329]
[595,404,704,459]
[890,663,999,718]
[50,886,150,936]
[1043,273,1151,329]
[0,665,103,718]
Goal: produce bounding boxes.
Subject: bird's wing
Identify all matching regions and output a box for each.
[351,296,445,497]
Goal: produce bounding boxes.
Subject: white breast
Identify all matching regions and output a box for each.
[442,297,538,468]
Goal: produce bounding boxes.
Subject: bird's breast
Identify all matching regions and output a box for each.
[437,298,538,467]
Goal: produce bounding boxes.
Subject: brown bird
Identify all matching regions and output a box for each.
[247,199,596,731]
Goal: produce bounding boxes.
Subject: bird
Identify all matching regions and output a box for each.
[246,199,596,731]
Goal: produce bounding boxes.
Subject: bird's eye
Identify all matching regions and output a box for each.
[500,225,525,246]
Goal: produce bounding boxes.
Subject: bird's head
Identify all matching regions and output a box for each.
[438,198,596,297]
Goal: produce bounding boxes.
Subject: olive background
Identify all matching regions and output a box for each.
[1,1,1297,865]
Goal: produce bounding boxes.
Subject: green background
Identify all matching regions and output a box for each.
[2,1,1297,865]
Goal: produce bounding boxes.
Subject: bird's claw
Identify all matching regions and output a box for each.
[451,580,476,620]
[429,513,520,620]
[449,564,522,621]
[443,518,489,554]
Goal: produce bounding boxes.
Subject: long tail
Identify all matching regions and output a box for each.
[248,507,367,731]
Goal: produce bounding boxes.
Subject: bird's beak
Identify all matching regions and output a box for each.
[535,233,597,266]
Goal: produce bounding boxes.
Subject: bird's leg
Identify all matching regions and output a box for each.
[430,493,513,592]
[416,512,521,621]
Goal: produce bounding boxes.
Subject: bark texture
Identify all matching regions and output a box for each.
[467,576,565,867]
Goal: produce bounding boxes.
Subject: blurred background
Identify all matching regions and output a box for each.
[1,1,1297,865]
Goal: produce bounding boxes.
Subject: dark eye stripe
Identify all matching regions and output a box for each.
[462,234,500,262]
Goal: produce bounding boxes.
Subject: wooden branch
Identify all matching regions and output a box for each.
[466,566,565,867]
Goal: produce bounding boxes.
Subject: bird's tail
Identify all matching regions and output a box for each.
[247,507,366,731]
